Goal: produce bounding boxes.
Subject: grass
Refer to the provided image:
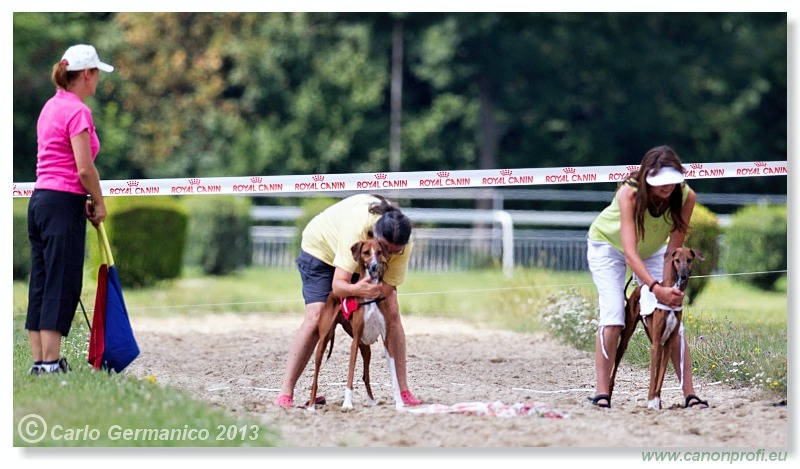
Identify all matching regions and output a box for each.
[12,317,279,447]
[11,266,788,446]
[538,275,788,398]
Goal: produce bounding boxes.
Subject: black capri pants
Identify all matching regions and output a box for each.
[26,189,88,337]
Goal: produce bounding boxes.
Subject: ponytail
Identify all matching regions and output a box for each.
[51,60,80,89]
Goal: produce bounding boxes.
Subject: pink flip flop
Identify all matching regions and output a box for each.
[273,395,293,408]
[401,390,422,406]
[274,395,326,408]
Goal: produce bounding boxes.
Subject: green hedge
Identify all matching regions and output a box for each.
[87,196,189,288]
[12,198,31,281]
[721,204,787,290]
[684,203,720,304]
[184,195,252,275]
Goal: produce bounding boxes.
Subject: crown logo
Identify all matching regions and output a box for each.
[563,167,576,174]
[754,161,767,167]
[689,163,703,169]
[188,178,201,185]
[500,169,512,176]
[127,180,139,187]
[312,175,325,181]
[626,165,639,172]
[437,171,450,178]
[374,173,387,179]
[250,176,262,183]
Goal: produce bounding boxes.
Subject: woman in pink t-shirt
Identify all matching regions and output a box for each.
[26,44,113,375]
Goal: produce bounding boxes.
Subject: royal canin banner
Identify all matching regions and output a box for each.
[12,161,787,198]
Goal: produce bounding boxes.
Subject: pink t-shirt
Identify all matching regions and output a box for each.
[35,89,100,194]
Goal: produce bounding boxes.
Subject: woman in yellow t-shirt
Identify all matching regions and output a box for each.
[586,145,708,410]
[273,194,422,408]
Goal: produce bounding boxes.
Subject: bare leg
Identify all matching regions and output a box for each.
[277,302,323,398]
[28,331,43,362]
[41,330,62,361]
[672,334,707,407]
[593,325,622,404]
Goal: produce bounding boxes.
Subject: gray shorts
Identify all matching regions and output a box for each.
[296,249,335,304]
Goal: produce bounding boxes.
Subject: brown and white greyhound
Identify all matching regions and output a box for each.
[306,238,404,411]
[610,246,704,409]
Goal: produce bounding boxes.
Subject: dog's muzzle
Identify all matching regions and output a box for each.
[367,260,386,280]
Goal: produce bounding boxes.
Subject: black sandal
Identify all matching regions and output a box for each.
[684,394,709,409]
[588,394,611,408]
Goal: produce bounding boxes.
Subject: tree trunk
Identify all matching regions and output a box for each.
[389,20,404,173]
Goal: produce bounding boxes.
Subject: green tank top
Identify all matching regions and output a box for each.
[588,183,690,258]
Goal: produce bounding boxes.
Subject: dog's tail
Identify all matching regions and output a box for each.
[325,309,343,361]
[624,275,634,293]
[327,327,335,360]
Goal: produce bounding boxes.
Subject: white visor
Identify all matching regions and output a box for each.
[646,167,685,186]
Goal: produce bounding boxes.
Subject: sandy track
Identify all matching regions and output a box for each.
[125,313,788,449]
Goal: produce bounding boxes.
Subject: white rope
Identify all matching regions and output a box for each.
[20,268,777,317]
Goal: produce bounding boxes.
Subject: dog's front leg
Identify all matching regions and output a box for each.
[343,327,361,411]
[646,311,669,410]
[382,342,403,409]
[378,302,404,409]
[359,343,376,406]
[653,311,682,409]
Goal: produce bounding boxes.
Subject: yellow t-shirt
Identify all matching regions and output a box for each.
[300,194,412,286]
[588,183,690,259]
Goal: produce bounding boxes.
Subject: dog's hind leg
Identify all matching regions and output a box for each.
[611,286,642,397]
[308,299,339,411]
[308,337,328,411]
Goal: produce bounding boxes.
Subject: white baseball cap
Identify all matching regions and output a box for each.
[61,44,114,72]
[646,166,685,186]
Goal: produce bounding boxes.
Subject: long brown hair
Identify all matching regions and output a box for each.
[623,145,688,240]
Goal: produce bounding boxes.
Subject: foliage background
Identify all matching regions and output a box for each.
[12,12,787,206]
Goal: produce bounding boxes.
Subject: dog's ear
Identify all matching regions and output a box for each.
[351,242,364,261]
[690,248,705,261]
[665,248,677,260]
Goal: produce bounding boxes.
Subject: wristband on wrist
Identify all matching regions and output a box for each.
[649,281,659,291]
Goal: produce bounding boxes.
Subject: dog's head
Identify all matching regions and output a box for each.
[351,239,388,281]
[665,247,705,291]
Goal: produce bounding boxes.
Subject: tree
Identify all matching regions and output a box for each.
[13,12,786,200]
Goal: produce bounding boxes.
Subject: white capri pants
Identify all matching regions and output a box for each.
[586,240,666,327]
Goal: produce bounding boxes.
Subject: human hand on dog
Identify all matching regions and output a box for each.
[353,276,384,298]
[654,285,684,309]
